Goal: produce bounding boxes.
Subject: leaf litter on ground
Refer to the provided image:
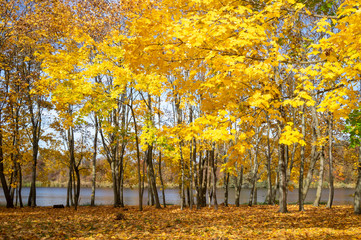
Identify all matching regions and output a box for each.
[0,205,361,239]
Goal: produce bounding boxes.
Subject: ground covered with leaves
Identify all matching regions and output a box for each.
[0,205,360,239]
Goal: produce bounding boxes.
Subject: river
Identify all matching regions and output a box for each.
[0,187,355,206]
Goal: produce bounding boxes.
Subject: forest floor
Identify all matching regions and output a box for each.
[0,204,360,239]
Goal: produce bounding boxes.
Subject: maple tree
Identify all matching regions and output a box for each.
[1,0,361,220]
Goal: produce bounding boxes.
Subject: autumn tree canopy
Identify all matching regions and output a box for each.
[1,0,361,213]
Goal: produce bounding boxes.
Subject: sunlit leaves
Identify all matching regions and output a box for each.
[279,122,306,146]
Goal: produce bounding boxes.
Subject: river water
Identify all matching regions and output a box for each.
[0,187,355,206]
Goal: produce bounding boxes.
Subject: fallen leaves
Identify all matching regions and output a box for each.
[0,205,360,239]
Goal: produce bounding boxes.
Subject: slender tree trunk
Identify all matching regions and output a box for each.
[158,151,166,207]
[224,172,229,207]
[27,107,41,207]
[249,152,259,207]
[74,166,80,210]
[130,103,143,211]
[327,113,334,208]
[354,146,361,214]
[189,145,193,209]
[120,155,124,208]
[147,161,153,206]
[314,148,325,206]
[0,119,14,208]
[17,163,23,207]
[302,129,318,201]
[66,168,72,207]
[266,115,273,205]
[0,161,13,207]
[310,101,325,207]
[278,143,288,213]
[272,171,279,204]
[207,151,212,207]
[180,142,186,210]
[249,127,261,206]
[91,115,98,207]
[211,147,218,210]
[299,104,305,211]
[111,160,120,207]
[303,98,321,200]
[235,165,244,207]
[202,151,208,207]
[147,144,161,208]
[24,60,43,207]
[192,138,198,207]
[197,149,206,208]
[69,127,80,210]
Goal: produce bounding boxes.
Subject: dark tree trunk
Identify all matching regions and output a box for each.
[27,105,41,207]
[18,163,23,207]
[74,166,80,211]
[235,165,244,207]
[180,142,186,210]
[66,168,72,207]
[224,172,229,207]
[211,147,218,210]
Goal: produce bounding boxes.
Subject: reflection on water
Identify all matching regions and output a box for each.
[0,187,355,206]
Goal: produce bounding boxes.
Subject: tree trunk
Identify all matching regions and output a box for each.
[235,165,244,207]
[119,155,124,208]
[202,151,208,207]
[130,103,143,211]
[198,150,206,208]
[249,152,259,207]
[74,166,80,210]
[278,143,288,213]
[224,172,229,207]
[18,163,23,207]
[327,113,334,208]
[111,159,120,207]
[299,104,305,211]
[354,146,361,214]
[69,127,80,210]
[24,59,43,207]
[147,163,153,206]
[91,115,98,207]
[211,147,218,210]
[158,151,166,208]
[302,128,318,201]
[180,142,186,210]
[314,147,325,206]
[27,105,41,207]
[66,168,72,207]
[266,115,273,205]
[196,150,205,208]
[147,144,161,208]
[0,119,14,208]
